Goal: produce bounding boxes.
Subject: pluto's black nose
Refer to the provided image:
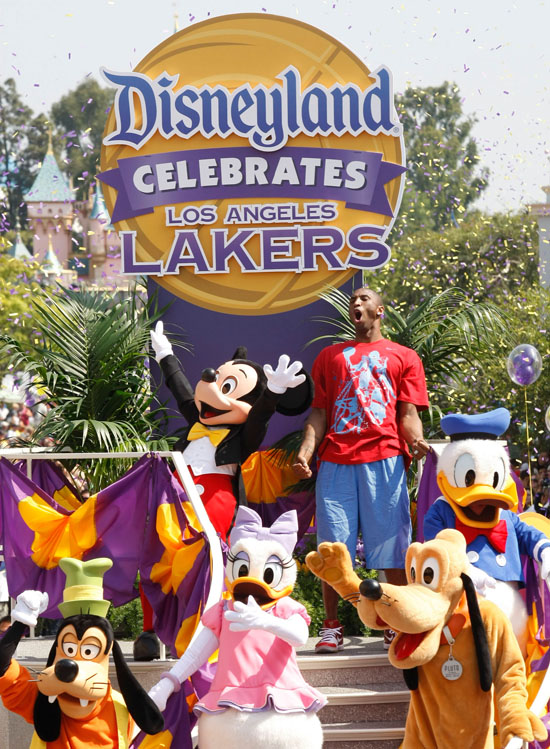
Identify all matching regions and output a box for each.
[359,578,383,600]
[201,368,217,383]
[54,659,78,683]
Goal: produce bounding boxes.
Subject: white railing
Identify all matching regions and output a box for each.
[0,448,225,659]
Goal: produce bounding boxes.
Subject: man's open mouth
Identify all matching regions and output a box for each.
[354,309,362,321]
[200,402,230,419]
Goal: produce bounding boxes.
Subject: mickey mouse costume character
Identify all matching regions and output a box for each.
[0,557,164,747]
[423,407,550,652]
[150,321,313,541]
[149,506,325,749]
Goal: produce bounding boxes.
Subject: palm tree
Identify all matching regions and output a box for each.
[312,286,509,434]
[0,283,187,490]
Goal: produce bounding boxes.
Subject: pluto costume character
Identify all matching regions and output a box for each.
[151,321,313,541]
[149,507,326,749]
[306,530,547,749]
[0,558,164,748]
[423,408,550,652]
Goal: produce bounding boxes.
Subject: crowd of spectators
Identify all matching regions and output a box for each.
[513,451,550,516]
[0,401,37,446]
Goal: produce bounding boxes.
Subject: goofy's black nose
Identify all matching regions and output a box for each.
[201,368,217,383]
[359,579,383,600]
[54,659,78,683]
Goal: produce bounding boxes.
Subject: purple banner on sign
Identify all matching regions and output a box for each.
[98,145,405,223]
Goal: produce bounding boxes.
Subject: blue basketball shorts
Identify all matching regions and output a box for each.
[315,456,411,569]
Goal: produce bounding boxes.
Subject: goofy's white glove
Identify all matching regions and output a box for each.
[539,546,550,591]
[264,355,305,394]
[224,595,308,647]
[12,590,49,627]
[148,627,218,711]
[150,321,173,363]
[467,564,497,597]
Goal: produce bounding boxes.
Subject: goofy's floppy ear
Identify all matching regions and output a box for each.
[232,346,248,359]
[112,640,164,735]
[34,641,62,741]
[461,572,492,692]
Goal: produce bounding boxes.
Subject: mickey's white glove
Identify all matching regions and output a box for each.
[467,564,497,597]
[224,596,308,647]
[539,546,550,589]
[150,321,173,363]
[264,355,306,394]
[148,627,218,711]
[12,591,49,627]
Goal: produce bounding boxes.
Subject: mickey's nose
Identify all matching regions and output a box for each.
[359,579,383,600]
[201,368,217,383]
[54,659,79,683]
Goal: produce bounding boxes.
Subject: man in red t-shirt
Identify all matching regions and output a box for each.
[293,288,430,653]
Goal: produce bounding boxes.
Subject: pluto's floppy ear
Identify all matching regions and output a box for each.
[461,572,492,692]
[33,640,62,741]
[112,640,164,735]
[403,668,418,691]
[232,346,248,359]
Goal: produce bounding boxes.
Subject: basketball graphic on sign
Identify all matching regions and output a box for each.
[100,14,405,315]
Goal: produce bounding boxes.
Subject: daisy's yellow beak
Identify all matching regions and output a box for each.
[225,576,294,609]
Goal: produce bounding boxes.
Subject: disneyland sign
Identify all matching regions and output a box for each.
[99,14,406,316]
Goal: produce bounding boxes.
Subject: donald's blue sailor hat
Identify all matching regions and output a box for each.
[441,407,510,442]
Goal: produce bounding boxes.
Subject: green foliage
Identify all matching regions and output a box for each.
[382,212,538,309]
[0,284,183,490]
[0,78,51,231]
[107,597,143,640]
[0,255,42,367]
[395,82,488,234]
[50,79,114,201]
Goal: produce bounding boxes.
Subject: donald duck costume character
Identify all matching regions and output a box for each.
[423,407,550,651]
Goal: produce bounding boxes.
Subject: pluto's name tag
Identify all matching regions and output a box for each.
[442,655,463,681]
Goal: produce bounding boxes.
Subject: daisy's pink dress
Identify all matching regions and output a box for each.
[195,597,326,714]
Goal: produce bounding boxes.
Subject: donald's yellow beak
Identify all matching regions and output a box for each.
[436,471,518,528]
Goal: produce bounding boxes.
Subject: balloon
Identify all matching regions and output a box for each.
[506,344,542,386]
[545,406,550,432]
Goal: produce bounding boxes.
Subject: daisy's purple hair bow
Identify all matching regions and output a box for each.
[229,506,298,556]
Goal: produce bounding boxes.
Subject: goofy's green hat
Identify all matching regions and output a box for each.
[58,557,113,618]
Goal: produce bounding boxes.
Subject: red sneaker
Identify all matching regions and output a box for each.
[315,619,344,653]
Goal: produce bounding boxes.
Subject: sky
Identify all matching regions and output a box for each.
[1,0,549,215]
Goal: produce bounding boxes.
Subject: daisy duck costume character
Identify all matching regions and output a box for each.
[150,322,313,542]
[149,506,326,749]
[423,407,550,653]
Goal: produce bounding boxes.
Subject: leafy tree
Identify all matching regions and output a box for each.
[0,78,51,232]
[464,285,550,460]
[381,211,538,310]
[395,82,488,234]
[50,79,113,200]
[0,254,42,361]
[0,284,182,490]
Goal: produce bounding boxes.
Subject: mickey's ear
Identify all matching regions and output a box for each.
[276,369,314,416]
[232,346,248,359]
